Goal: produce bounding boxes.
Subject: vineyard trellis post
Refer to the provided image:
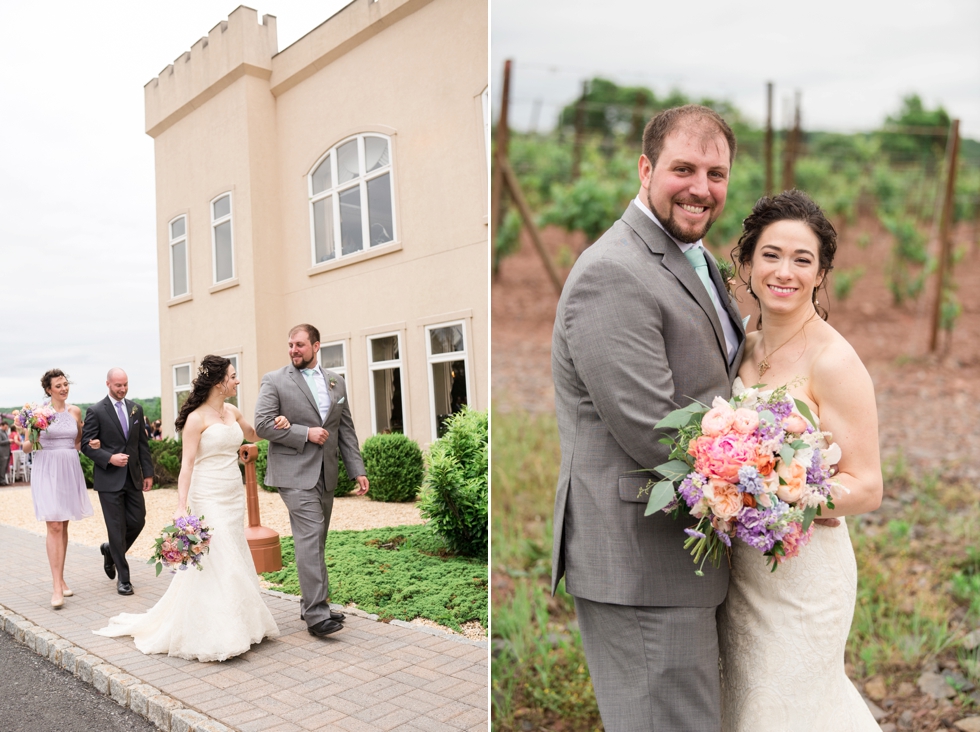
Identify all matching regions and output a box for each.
[928,118,961,353]
[765,82,774,196]
[571,80,588,181]
[490,58,512,244]
[781,91,801,192]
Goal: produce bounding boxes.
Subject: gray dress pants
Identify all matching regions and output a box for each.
[277,468,335,627]
[574,596,722,732]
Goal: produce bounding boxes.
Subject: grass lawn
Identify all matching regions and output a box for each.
[261,524,488,632]
[491,407,980,731]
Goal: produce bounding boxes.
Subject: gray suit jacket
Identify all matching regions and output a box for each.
[552,202,746,607]
[254,365,365,490]
[0,429,9,476]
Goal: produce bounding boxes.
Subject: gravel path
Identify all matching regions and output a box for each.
[0,484,425,561]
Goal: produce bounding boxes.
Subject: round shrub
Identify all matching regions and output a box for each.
[336,455,358,497]
[419,407,488,558]
[149,438,182,487]
[362,433,424,502]
[78,453,94,488]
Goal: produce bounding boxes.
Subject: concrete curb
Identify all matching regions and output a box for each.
[0,603,233,732]
[260,588,489,648]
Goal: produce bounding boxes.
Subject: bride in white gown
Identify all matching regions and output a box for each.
[96,356,287,662]
[717,190,883,731]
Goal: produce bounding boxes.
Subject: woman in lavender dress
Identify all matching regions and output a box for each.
[23,369,94,609]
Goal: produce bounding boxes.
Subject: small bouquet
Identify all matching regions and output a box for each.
[147,512,213,576]
[15,402,57,450]
[643,378,843,574]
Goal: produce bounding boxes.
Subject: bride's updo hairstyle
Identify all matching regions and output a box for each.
[732,189,837,322]
[174,355,232,432]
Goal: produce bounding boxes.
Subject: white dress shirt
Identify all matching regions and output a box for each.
[305,366,331,423]
[633,196,739,362]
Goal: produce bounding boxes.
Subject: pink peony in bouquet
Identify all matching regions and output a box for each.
[15,402,58,450]
[643,378,843,574]
[148,512,213,576]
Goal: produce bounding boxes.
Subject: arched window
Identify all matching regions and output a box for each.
[309,134,395,264]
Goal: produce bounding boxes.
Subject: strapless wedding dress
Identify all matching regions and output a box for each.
[95,422,278,661]
[718,384,877,730]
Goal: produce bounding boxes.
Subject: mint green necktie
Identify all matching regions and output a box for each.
[301,369,320,411]
[683,245,721,310]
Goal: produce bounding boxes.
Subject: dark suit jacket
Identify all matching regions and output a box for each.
[0,429,9,474]
[81,397,154,492]
[551,202,746,607]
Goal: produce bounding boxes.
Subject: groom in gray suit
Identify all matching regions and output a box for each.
[552,105,745,731]
[255,324,369,637]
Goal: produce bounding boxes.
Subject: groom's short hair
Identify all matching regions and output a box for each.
[642,104,736,170]
[289,324,320,344]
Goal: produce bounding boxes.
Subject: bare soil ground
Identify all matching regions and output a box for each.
[492,218,980,480]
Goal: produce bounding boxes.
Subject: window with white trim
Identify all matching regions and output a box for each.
[173,364,192,418]
[169,216,189,298]
[223,354,239,408]
[211,193,234,283]
[367,333,404,434]
[425,322,470,441]
[309,134,395,264]
[318,341,347,381]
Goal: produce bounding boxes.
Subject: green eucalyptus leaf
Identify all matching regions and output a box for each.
[794,399,818,430]
[790,440,808,450]
[654,459,691,482]
[655,410,696,430]
[801,505,818,533]
[779,444,796,464]
[644,479,676,516]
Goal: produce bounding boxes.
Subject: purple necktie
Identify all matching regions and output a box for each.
[115,401,129,440]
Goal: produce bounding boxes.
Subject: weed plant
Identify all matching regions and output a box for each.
[262,524,487,630]
[492,409,980,730]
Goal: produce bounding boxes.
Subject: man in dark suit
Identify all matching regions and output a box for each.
[0,423,10,486]
[82,368,154,595]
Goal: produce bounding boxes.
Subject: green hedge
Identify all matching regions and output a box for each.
[149,438,182,487]
[362,433,424,502]
[419,407,488,558]
[336,455,358,497]
[78,453,94,488]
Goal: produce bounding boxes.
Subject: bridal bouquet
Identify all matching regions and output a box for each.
[148,513,213,576]
[15,402,57,450]
[643,379,843,574]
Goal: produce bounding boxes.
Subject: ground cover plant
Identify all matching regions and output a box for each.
[490,408,980,731]
[262,524,487,631]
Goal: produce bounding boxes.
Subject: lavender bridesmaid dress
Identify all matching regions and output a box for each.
[30,407,94,522]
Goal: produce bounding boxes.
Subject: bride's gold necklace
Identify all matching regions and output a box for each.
[758,312,817,378]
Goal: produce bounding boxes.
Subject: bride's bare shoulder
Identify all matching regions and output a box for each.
[810,320,871,387]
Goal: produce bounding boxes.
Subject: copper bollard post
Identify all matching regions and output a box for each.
[239,444,283,573]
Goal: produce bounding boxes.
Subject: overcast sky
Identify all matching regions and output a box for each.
[0,1,354,407]
[492,0,980,140]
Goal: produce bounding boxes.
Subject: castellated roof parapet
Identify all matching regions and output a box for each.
[145,5,277,138]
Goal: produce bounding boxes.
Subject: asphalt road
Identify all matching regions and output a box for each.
[0,631,156,732]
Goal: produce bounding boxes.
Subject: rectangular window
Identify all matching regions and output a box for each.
[318,341,347,381]
[425,322,470,441]
[173,363,192,420]
[223,354,239,408]
[367,333,404,435]
[211,193,234,283]
[169,216,188,298]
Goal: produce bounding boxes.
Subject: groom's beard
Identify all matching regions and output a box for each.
[292,356,316,370]
[647,190,716,244]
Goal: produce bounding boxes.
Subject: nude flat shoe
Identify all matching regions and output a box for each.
[51,597,64,609]
[62,589,73,597]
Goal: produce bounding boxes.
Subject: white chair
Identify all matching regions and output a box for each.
[12,451,30,484]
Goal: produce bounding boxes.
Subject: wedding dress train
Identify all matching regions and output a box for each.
[95,422,278,662]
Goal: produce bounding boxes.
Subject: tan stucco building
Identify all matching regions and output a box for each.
[147,0,489,444]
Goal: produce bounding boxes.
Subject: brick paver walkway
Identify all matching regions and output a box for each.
[0,524,487,732]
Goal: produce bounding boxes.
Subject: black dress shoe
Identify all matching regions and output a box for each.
[100,543,116,580]
[300,609,345,622]
[117,581,134,596]
[307,618,343,637]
